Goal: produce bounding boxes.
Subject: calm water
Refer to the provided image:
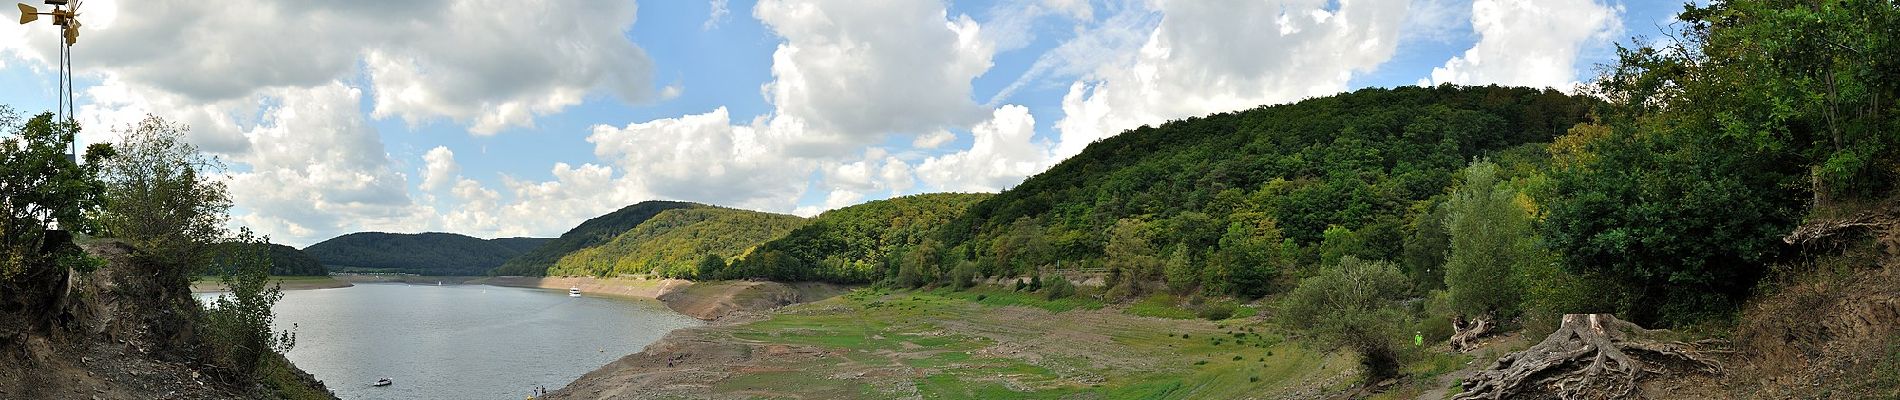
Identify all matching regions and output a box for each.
[204,283,699,399]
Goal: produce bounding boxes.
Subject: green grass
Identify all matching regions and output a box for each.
[933,286,1105,313]
[703,286,1356,399]
[1128,294,1197,319]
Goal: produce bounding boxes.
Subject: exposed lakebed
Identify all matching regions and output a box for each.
[202,283,699,399]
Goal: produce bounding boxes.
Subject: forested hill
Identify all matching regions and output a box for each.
[488,200,698,276]
[262,244,327,276]
[490,237,555,253]
[796,85,1594,295]
[715,193,992,283]
[544,207,806,278]
[303,232,545,275]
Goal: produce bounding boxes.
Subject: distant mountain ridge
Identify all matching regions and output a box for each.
[303,232,550,276]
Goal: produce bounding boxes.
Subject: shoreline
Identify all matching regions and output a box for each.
[189,275,353,293]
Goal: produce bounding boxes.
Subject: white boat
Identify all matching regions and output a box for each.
[372,378,392,387]
[569,287,582,297]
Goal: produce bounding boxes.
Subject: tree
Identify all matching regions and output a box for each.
[96,115,230,284]
[202,228,295,381]
[1442,161,1529,320]
[1400,199,1451,289]
[1103,218,1161,299]
[695,253,726,280]
[1535,0,1898,324]
[1162,243,1197,293]
[1280,256,1411,380]
[0,110,112,280]
[1208,215,1283,298]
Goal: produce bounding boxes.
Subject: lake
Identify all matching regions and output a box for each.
[204,283,700,399]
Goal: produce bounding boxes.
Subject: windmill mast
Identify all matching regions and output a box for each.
[17,0,83,159]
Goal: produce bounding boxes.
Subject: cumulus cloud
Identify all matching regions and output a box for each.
[587,107,813,212]
[421,146,460,191]
[916,105,1050,192]
[1,0,653,135]
[1053,0,1411,160]
[1421,0,1620,89]
[224,83,427,245]
[755,0,993,145]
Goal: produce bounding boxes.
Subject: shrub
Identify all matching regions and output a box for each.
[1042,275,1076,300]
[1198,303,1236,321]
[1280,256,1410,380]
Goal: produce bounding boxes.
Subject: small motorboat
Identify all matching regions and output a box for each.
[569,287,582,297]
[372,378,393,387]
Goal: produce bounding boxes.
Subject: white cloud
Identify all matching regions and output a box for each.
[364,0,652,135]
[421,146,459,191]
[755,0,993,145]
[224,83,429,245]
[2,0,654,136]
[911,130,956,149]
[916,105,1049,192]
[1421,0,1620,89]
[1052,0,1411,160]
[707,0,732,30]
[587,107,814,212]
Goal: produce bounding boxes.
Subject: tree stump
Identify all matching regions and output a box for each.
[1452,314,1723,400]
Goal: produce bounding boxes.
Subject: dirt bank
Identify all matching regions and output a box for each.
[476,276,693,300]
[477,277,849,321]
[190,275,353,293]
[655,281,851,321]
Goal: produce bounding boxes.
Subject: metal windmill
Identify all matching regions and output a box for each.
[16,0,83,157]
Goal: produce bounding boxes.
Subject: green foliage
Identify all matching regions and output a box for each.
[546,207,804,279]
[209,242,326,276]
[0,109,111,280]
[1042,275,1075,300]
[202,229,296,381]
[695,253,727,279]
[490,201,696,276]
[1535,0,1900,325]
[96,115,228,284]
[1103,218,1163,299]
[933,85,1592,300]
[1400,199,1450,289]
[304,232,542,276]
[949,260,977,290]
[1442,161,1530,319]
[731,193,990,283]
[1280,256,1411,380]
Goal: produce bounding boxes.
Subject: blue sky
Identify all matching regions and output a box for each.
[0,0,1689,246]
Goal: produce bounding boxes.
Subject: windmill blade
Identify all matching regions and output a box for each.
[16,3,36,24]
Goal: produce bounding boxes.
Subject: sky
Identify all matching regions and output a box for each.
[0,0,1690,247]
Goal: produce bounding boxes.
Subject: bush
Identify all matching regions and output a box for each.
[1280,256,1411,380]
[949,260,977,290]
[1042,275,1076,300]
[1197,303,1236,321]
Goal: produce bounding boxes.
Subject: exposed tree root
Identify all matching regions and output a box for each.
[1450,317,1493,352]
[1453,314,1723,400]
